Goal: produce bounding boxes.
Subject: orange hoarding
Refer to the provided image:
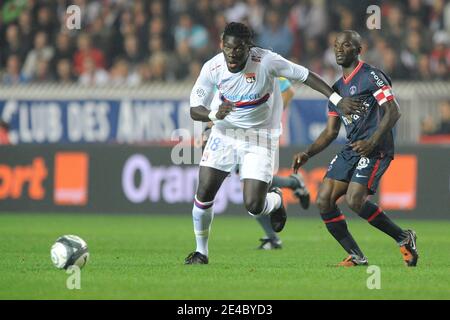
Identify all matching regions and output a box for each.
[380,155,417,210]
[54,152,89,205]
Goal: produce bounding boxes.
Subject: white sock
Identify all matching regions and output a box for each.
[192,195,214,256]
[248,192,281,216]
[255,214,279,240]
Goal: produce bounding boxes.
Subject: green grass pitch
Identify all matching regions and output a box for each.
[0,213,449,300]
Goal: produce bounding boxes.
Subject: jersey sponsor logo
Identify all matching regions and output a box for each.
[370,71,385,88]
[350,85,357,95]
[342,114,361,125]
[357,157,370,170]
[222,92,261,101]
[355,173,368,178]
[245,73,256,83]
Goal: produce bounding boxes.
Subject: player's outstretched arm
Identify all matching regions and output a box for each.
[351,100,401,156]
[304,71,362,115]
[292,116,341,173]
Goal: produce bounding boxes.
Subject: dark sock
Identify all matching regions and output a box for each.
[271,176,297,189]
[321,207,365,257]
[359,201,405,242]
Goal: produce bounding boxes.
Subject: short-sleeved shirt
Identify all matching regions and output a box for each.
[190,47,309,132]
[327,61,396,157]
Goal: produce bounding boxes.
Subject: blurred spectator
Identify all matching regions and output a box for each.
[109,58,140,87]
[73,33,105,75]
[258,10,293,57]
[417,54,433,80]
[435,100,450,134]
[430,32,450,80]
[148,52,169,82]
[78,57,109,86]
[51,32,75,75]
[35,6,57,41]
[56,58,76,84]
[1,24,27,66]
[223,0,249,23]
[420,100,450,137]
[383,4,405,52]
[380,48,408,79]
[123,34,145,70]
[22,31,54,79]
[17,11,34,55]
[0,0,449,83]
[2,55,28,85]
[174,13,209,57]
[290,0,327,40]
[32,59,54,83]
[171,39,195,80]
[400,31,423,73]
[420,115,437,136]
[245,0,265,35]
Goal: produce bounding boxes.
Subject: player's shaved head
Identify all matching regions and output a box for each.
[339,30,362,48]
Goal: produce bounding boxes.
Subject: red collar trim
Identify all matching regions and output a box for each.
[343,61,363,84]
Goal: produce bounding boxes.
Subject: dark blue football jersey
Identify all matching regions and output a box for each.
[328,61,397,157]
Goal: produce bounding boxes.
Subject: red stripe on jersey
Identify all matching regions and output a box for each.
[221,93,270,108]
[328,111,339,117]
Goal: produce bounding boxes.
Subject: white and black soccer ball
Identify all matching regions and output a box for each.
[50,235,89,270]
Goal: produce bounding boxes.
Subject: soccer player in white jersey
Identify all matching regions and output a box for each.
[185,22,362,264]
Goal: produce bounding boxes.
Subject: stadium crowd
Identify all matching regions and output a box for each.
[0,0,449,86]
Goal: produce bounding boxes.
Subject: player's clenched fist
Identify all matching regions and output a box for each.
[292,152,310,173]
[216,101,235,119]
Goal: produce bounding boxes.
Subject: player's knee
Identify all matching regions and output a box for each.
[346,194,364,213]
[195,187,214,203]
[316,193,333,213]
[244,197,265,215]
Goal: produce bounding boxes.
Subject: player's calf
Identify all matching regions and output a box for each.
[320,207,367,262]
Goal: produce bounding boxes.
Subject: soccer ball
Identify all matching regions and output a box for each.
[50,235,89,270]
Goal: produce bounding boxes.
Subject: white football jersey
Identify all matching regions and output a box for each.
[190,47,309,132]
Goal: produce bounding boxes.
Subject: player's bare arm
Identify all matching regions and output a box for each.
[303,72,362,115]
[351,100,401,156]
[292,115,341,173]
[190,101,235,122]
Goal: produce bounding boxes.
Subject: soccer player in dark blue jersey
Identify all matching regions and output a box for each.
[292,31,419,267]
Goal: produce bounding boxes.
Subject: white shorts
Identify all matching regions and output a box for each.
[200,126,279,183]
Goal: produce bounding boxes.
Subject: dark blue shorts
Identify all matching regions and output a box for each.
[325,149,392,194]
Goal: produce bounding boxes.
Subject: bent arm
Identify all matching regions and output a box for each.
[304,115,341,158]
[368,100,401,146]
